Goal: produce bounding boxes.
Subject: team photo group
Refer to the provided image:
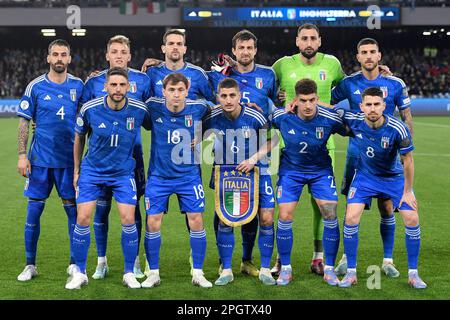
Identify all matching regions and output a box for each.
[15,23,426,292]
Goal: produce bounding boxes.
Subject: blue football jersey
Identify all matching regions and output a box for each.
[17,73,84,168]
[271,106,347,174]
[81,68,152,103]
[145,97,210,179]
[341,111,414,177]
[331,72,411,157]
[208,64,277,119]
[146,62,214,102]
[75,96,151,177]
[203,105,267,166]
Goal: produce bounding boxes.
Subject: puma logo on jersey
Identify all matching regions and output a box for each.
[288,129,296,135]
[44,95,51,100]
[98,123,106,128]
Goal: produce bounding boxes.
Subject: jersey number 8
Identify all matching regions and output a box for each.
[366,147,375,158]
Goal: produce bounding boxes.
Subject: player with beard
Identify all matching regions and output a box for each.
[141,29,214,276]
[271,23,345,276]
[66,67,151,289]
[208,30,277,279]
[331,38,413,277]
[16,39,84,281]
[144,29,214,101]
[82,35,151,280]
[336,87,425,289]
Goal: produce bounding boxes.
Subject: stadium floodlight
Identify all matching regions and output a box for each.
[41,28,56,36]
[72,29,86,37]
[422,31,431,36]
[447,32,450,36]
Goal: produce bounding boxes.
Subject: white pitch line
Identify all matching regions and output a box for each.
[414,121,450,129]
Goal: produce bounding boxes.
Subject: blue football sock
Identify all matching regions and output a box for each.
[380,215,396,259]
[217,223,234,269]
[323,218,340,267]
[276,219,293,266]
[73,224,90,274]
[258,224,274,268]
[63,203,77,264]
[121,224,138,274]
[343,224,359,269]
[144,230,161,270]
[24,200,45,265]
[190,229,207,269]
[93,197,111,258]
[405,225,421,269]
[134,203,142,255]
[241,215,258,262]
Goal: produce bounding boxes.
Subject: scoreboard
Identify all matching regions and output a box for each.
[182,7,400,28]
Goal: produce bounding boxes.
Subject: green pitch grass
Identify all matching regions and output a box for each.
[0,117,449,300]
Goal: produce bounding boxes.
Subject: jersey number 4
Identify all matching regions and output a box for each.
[56,106,65,120]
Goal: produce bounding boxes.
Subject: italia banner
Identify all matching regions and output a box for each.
[215,165,259,227]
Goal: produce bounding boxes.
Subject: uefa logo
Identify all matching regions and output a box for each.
[287,9,296,20]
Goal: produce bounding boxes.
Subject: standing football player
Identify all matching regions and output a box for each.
[142,73,212,289]
[82,35,151,279]
[331,38,413,277]
[203,78,277,286]
[271,79,348,286]
[66,67,151,289]
[208,30,278,278]
[336,87,425,289]
[17,39,84,281]
[271,23,345,276]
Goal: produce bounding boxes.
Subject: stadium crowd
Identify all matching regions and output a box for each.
[1,46,448,98]
[0,0,448,8]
